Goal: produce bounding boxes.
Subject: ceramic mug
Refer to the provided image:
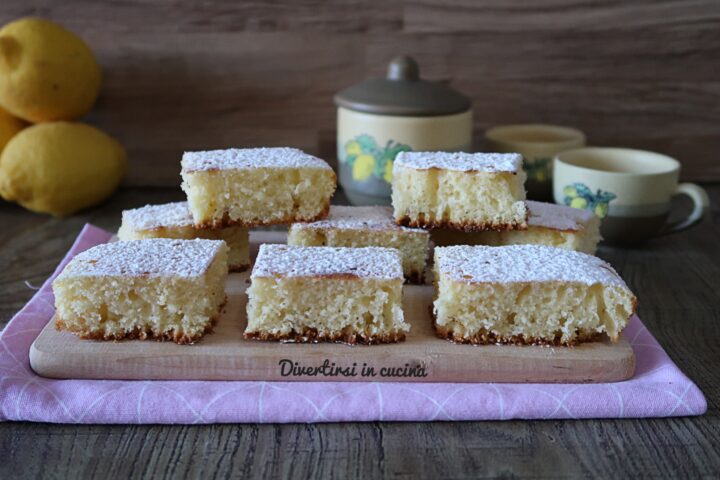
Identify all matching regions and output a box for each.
[553,147,709,245]
[485,124,585,200]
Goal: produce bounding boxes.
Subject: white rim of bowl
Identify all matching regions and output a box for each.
[555,147,680,177]
[485,124,586,147]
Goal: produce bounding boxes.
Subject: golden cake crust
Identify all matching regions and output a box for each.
[397,215,528,232]
[55,297,227,345]
[244,326,406,345]
[432,312,604,347]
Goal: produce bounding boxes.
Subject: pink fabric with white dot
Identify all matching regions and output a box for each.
[0,225,706,423]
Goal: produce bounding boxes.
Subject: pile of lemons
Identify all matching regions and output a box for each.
[0,18,126,216]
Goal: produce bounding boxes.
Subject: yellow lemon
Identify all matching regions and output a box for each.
[0,122,126,216]
[0,106,26,153]
[383,159,393,183]
[594,203,609,218]
[570,197,588,210]
[0,18,101,122]
[563,186,578,198]
[352,154,375,181]
[345,140,362,157]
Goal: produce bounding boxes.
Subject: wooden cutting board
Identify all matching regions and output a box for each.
[29,232,635,383]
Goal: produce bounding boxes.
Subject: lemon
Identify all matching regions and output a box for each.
[570,197,588,210]
[0,106,26,153]
[352,154,375,181]
[345,140,362,157]
[594,203,609,218]
[0,122,126,216]
[383,159,393,183]
[0,18,101,122]
[563,186,578,198]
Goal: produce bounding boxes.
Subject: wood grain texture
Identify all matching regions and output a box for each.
[30,232,635,384]
[1,185,719,478]
[1,0,720,185]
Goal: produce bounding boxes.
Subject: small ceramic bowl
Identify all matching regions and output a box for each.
[485,124,585,200]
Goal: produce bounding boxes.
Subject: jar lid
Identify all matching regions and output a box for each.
[334,56,471,116]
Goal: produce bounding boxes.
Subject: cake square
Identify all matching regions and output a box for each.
[431,200,602,254]
[245,244,408,344]
[287,205,429,283]
[53,239,228,344]
[433,244,636,345]
[391,151,527,231]
[181,147,336,227]
[118,201,250,271]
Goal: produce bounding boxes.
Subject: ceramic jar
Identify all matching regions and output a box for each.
[334,56,473,205]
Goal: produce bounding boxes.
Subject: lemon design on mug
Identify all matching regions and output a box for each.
[570,197,588,209]
[594,203,610,218]
[346,140,362,156]
[352,153,375,181]
[563,183,616,218]
[344,134,411,184]
[384,159,394,183]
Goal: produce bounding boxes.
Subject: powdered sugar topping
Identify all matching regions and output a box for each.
[182,147,332,172]
[122,202,194,231]
[252,244,403,280]
[394,151,522,173]
[435,244,628,286]
[57,239,226,279]
[527,201,597,231]
[291,205,427,234]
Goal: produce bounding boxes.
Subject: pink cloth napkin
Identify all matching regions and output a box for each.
[0,224,706,423]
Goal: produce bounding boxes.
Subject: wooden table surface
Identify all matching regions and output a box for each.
[3,0,720,185]
[1,186,718,478]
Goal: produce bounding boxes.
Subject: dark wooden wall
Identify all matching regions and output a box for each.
[2,0,719,186]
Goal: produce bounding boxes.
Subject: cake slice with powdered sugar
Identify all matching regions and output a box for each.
[53,238,228,344]
[287,205,429,283]
[432,200,602,254]
[181,147,336,228]
[118,201,250,271]
[391,151,527,231]
[433,244,636,346]
[245,244,409,344]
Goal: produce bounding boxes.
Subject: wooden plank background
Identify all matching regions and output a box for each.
[2,0,719,186]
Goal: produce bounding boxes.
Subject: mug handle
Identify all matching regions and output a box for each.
[662,183,710,234]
